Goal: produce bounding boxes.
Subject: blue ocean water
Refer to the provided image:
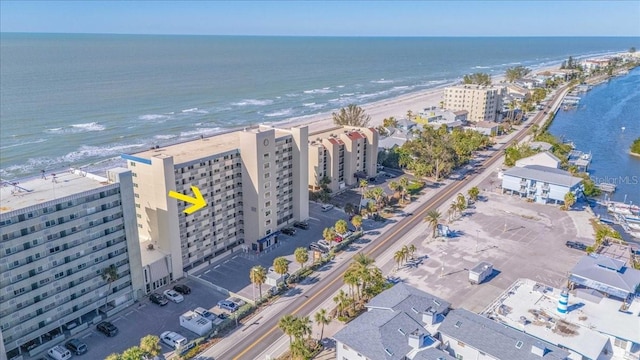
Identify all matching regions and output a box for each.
[548,67,640,206]
[1,34,638,179]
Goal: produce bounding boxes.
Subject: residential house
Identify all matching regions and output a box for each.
[501,165,583,205]
[515,152,561,169]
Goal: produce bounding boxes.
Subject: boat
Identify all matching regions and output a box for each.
[607,202,640,215]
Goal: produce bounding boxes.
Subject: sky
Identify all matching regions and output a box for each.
[1,1,639,37]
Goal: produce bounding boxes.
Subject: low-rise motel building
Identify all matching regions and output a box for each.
[0,169,144,360]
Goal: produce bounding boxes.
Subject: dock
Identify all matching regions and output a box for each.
[567,150,591,172]
[597,183,617,192]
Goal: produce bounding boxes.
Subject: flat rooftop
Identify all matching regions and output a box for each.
[131,127,292,165]
[1,169,114,214]
[484,279,640,360]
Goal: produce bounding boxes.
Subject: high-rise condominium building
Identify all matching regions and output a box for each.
[442,84,505,122]
[122,125,309,282]
[0,168,143,360]
[308,126,379,193]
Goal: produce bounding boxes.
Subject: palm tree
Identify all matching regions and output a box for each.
[322,227,336,248]
[393,250,405,270]
[101,264,119,312]
[139,335,161,359]
[121,346,144,360]
[456,193,467,215]
[333,289,351,318]
[424,210,441,238]
[399,177,410,204]
[563,192,576,210]
[332,104,371,127]
[359,179,368,212]
[314,309,331,341]
[344,202,356,216]
[273,256,289,282]
[296,315,313,341]
[447,203,456,222]
[408,244,417,260]
[105,354,121,360]
[335,219,348,235]
[468,186,480,202]
[371,187,386,213]
[294,247,309,271]
[278,314,297,349]
[388,180,400,201]
[343,267,360,300]
[351,215,363,231]
[250,265,267,300]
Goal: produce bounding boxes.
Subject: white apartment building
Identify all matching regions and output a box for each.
[443,84,505,122]
[122,125,309,280]
[0,168,143,360]
[308,126,378,193]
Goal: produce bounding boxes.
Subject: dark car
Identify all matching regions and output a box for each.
[96,321,118,337]
[281,227,296,236]
[65,338,88,355]
[150,292,169,306]
[293,221,309,230]
[565,241,587,251]
[173,284,191,295]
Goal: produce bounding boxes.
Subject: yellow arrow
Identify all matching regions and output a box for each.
[168,186,207,215]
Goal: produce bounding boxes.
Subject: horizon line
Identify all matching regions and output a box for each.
[2,31,640,38]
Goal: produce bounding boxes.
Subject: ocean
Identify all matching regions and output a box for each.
[548,67,640,206]
[1,34,638,180]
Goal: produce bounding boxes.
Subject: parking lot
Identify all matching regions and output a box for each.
[192,203,350,302]
[73,279,228,360]
[378,170,593,313]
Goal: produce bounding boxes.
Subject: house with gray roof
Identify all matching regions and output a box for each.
[439,309,570,360]
[515,151,561,169]
[569,254,640,300]
[333,283,452,360]
[501,165,583,205]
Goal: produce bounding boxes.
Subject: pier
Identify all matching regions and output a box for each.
[597,183,617,193]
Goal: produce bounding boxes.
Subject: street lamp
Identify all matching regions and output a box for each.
[475,230,480,253]
[440,251,447,278]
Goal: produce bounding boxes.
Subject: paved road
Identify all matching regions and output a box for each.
[210,86,570,360]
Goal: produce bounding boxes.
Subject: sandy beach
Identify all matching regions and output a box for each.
[273,64,566,134]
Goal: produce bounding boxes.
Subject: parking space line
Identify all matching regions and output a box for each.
[204,270,211,274]
[224,260,230,264]
[232,255,238,260]
[82,333,92,339]
[214,265,220,269]
[125,311,134,317]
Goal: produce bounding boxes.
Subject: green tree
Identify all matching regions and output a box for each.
[273,256,289,279]
[121,346,144,360]
[344,202,356,216]
[408,244,417,260]
[563,192,576,210]
[140,335,161,358]
[333,289,352,318]
[278,314,297,349]
[399,177,410,203]
[314,309,331,341]
[359,179,368,211]
[467,186,480,202]
[322,227,336,247]
[335,219,348,235]
[351,215,363,231]
[101,264,119,312]
[630,137,640,155]
[250,265,267,300]
[388,180,400,201]
[382,116,399,129]
[531,88,547,104]
[294,247,309,270]
[463,72,491,85]
[456,193,467,214]
[424,210,441,238]
[332,104,371,127]
[105,354,121,360]
[394,250,406,270]
[505,65,531,82]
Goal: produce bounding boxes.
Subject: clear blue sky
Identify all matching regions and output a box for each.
[1,1,639,37]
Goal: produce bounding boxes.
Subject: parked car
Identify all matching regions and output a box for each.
[217,300,238,312]
[65,338,88,355]
[337,231,353,239]
[281,227,296,236]
[150,292,169,306]
[321,204,334,212]
[227,297,246,307]
[309,242,328,253]
[334,235,343,243]
[163,289,184,303]
[194,307,223,325]
[317,240,331,249]
[565,241,587,251]
[96,321,118,337]
[173,284,191,295]
[293,221,309,230]
[160,331,187,349]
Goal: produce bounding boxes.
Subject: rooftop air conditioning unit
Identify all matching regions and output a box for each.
[147,244,154,250]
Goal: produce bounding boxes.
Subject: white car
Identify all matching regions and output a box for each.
[321,204,334,212]
[163,289,184,303]
[161,331,187,349]
[227,297,246,307]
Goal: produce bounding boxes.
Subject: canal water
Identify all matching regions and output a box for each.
[548,67,640,207]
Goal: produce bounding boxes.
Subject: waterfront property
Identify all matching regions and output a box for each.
[439,309,570,360]
[442,84,506,122]
[333,283,451,360]
[501,165,583,205]
[515,151,561,169]
[568,254,640,302]
[415,107,468,131]
[308,126,379,193]
[122,125,310,279]
[0,169,144,360]
[484,278,640,360]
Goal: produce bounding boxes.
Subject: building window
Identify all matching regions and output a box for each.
[614,338,628,349]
